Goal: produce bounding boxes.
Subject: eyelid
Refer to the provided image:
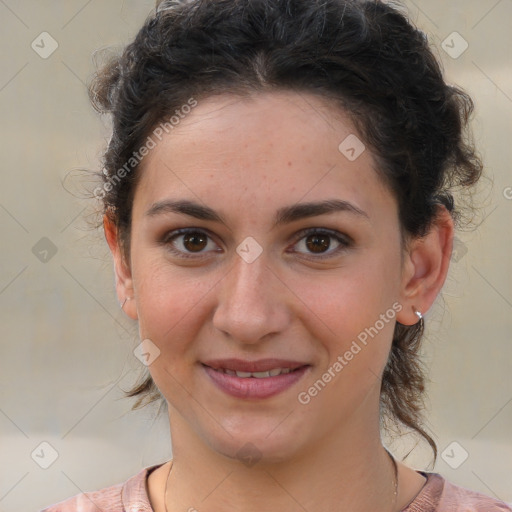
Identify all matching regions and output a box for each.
[288,227,353,259]
[293,227,353,244]
[161,227,222,259]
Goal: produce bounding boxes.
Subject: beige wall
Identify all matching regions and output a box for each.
[0,1,510,510]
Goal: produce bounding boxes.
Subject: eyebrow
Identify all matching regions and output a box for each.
[145,198,369,227]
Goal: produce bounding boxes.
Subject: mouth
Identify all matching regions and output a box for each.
[211,367,299,378]
[202,358,308,373]
[201,359,311,399]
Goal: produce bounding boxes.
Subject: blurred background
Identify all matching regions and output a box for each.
[0,0,511,510]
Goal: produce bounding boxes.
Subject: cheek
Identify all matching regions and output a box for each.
[290,251,402,411]
[294,254,401,342]
[131,251,212,353]
[132,262,216,404]
[295,271,399,419]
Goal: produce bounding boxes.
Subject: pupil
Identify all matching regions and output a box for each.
[184,232,207,252]
[306,234,330,253]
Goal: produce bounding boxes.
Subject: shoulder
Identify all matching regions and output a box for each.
[406,472,512,512]
[440,476,512,511]
[39,463,166,512]
[39,480,124,512]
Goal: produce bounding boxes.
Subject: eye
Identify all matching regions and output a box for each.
[290,228,352,259]
[161,227,352,260]
[162,228,220,258]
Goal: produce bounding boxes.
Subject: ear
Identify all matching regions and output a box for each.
[396,206,454,326]
[103,214,138,320]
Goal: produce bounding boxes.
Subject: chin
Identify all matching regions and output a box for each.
[202,421,308,467]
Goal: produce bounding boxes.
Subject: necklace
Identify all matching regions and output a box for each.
[386,448,400,511]
[163,449,399,512]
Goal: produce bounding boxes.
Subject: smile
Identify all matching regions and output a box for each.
[201,362,310,399]
[212,367,295,378]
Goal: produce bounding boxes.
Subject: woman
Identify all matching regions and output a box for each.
[42,0,511,510]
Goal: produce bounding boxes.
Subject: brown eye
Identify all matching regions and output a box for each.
[182,232,208,252]
[292,228,351,259]
[163,228,220,259]
[305,233,331,253]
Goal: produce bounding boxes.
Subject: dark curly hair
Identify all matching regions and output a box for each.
[88,0,482,462]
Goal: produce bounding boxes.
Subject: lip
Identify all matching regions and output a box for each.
[202,358,308,373]
[202,361,310,399]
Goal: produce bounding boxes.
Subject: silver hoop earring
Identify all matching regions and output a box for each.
[413,307,423,321]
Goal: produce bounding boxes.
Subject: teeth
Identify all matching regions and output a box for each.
[235,371,253,378]
[220,368,295,378]
[210,366,302,378]
[251,371,271,378]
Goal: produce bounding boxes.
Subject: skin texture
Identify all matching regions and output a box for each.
[105,91,454,512]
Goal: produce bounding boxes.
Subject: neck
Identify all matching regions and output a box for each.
[164,409,397,512]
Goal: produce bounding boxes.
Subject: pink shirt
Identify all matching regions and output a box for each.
[41,462,512,512]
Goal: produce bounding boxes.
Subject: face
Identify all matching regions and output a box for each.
[120,91,413,462]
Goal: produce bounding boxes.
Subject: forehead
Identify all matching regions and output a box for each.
[133,91,396,223]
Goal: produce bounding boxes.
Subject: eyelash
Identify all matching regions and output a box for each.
[291,227,352,259]
[161,227,352,261]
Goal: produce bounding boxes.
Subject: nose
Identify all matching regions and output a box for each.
[212,251,291,345]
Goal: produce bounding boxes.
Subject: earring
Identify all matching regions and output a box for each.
[120,297,131,309]
[413,306,423,322]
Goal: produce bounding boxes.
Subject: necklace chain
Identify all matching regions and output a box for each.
[387,448,400,512]
[163,449,399,512]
